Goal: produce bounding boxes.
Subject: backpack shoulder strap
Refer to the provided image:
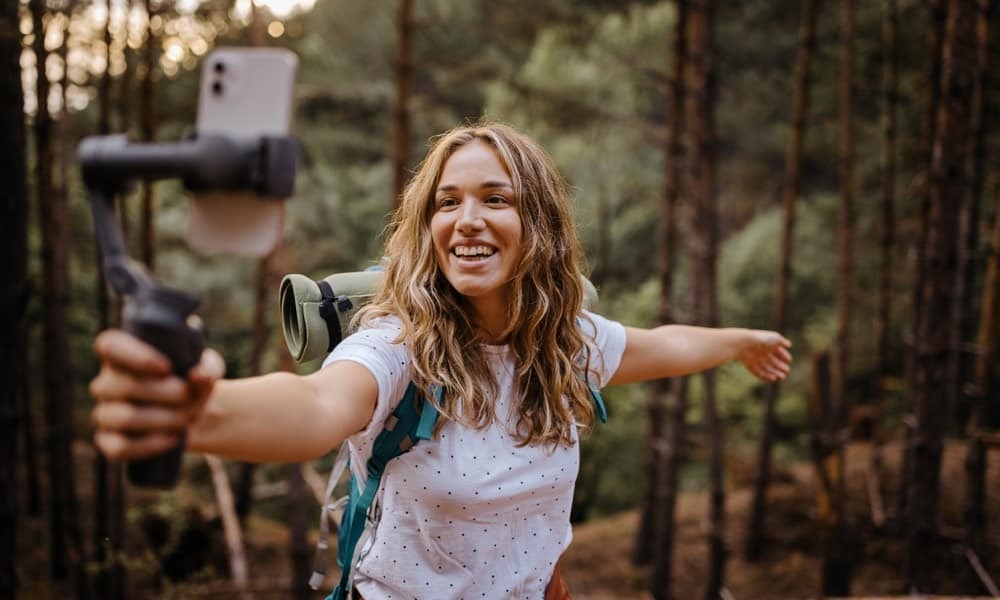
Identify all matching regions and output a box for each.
[327,382,441,600]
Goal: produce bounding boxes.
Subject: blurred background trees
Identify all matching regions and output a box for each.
[4,0,1000,598]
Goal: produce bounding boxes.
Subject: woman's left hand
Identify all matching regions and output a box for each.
[737,331,793,382]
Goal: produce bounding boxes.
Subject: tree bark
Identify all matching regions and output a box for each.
[636,0,686,573]
[905,0,976,591]
[964,189,998,593]
[652,377,689,599]
[868,0,898,531]
[898,0,947,525]
[745,0,819,561]
[686,2,724,597]
[947,0,993,431]
[32,0,89,594]
[140,0,158,270]
[833,0,855,434]
[235,1,270,525]
[391,0,413,210]
[1,0,28,594]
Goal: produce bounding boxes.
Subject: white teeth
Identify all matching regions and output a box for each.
[454,245,495,257]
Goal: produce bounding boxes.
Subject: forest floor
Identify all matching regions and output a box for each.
[15,438,1000,599]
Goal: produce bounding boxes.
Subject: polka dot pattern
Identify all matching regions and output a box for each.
[322,313,627,599]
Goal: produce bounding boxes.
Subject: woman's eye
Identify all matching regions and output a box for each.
[437,197,459,208]
[486,195,509,205]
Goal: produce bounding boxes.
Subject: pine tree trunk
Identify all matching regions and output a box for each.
[960,5,995,564]
[287,460,312,600]
[687,2,724,597]
[235,3,269,525]
[94,3,126,598]
[140,0,157,270]
[235,253,271,523]
[904,0,976,591]
[898,0,947,525]
[636,0,686,572]
[869,0,898,531]
[391,0,412,209]
[33,0,89,594]
[947,0,993,431]
[745,0,819,560]
[0,0,28,594]
[819,4,857,592]
[833,0,855,434]
[652,377,688,599]
[964,189,998,592]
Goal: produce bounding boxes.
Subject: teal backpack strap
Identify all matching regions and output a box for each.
[327,381,440,600]
[590,385,607,424]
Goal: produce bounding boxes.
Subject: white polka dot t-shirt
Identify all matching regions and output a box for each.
[321,311,626,600]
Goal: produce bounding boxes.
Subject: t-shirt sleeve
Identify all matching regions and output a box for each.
[320,318,412,447]
[579,310,627,387]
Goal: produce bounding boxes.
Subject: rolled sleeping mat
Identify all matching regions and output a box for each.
[280,270,384,364]
[280,270,599,365]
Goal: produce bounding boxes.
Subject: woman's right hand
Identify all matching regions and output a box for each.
[89,329,225,461]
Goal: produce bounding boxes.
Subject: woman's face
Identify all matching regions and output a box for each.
[430,140,524,322]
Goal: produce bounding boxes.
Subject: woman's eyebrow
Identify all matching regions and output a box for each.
[436,181,513,193]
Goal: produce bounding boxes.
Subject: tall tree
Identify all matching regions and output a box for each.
[31,0,89,595]
[964,191,998,591]
[140,0,158,269]
[898,0,948,523]
[820,3,858,592]
[868,0,898,530]
[391,0,413,209]
[686,1,725,597]
[961,0,995,584]
[833,0,855,438]
[94,2,126,599]
[0,0,28,595]
[744,0,820,561]
[635,0,686,573]
[947,0,993,429]
[234,0,270,525]
[905,0,977,590]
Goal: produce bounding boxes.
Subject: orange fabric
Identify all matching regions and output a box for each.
[356,563,571,599]
[544,562,572,600]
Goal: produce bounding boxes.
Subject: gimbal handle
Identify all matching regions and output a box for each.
[81,132,297,488]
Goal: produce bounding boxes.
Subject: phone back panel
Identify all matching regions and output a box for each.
[188,48,298,258]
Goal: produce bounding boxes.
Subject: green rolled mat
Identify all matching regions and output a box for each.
[279,270,384,364]
[279,270,599,364]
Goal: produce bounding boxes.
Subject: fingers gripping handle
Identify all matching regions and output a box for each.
[124,284,205,489]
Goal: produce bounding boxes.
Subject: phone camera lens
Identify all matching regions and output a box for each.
[211,81,224,96]
[213,61,226,74]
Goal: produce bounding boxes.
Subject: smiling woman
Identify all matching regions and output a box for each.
[88,121,792,600]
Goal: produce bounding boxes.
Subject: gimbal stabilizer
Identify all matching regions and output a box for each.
[80,132,298,488]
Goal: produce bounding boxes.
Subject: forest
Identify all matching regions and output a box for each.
[1,0,999,598]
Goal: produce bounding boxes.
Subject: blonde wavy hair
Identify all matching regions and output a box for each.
[356,122,599,448]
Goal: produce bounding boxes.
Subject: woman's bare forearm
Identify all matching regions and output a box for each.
[188,362,376,463]
[611,325,791,385]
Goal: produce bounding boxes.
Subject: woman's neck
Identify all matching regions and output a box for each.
[468,297,509,345]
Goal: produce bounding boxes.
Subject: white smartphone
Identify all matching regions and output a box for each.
[188,47,299,257]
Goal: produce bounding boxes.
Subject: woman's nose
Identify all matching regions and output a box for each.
[455,198,485,232]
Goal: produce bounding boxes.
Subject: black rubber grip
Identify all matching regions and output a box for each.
[123,285,204,489]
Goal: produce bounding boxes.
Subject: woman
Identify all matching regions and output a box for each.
[90,122,792,599]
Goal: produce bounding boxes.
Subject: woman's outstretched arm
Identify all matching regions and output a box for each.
[90,329,376,464]
[609,325,792,386]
